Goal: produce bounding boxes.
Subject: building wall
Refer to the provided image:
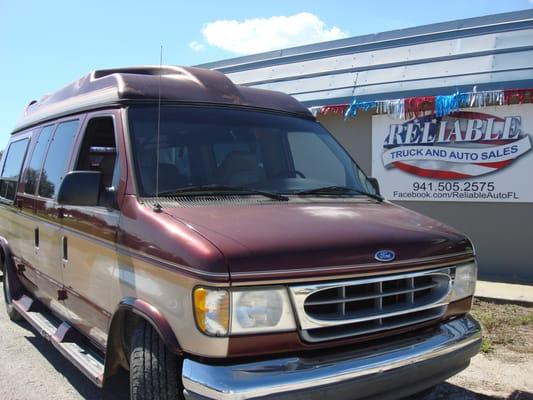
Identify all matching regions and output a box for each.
[319,113,533,283]
[320,111,373,173]
[401,202,533,283]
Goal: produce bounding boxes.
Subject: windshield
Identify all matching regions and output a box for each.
[127,105,376,197]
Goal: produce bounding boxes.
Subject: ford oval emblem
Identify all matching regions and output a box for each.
[375,250,396,262]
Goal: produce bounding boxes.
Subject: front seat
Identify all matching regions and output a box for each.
[156,163,188,193]
[141,162,188,195]
[217,151,265,186]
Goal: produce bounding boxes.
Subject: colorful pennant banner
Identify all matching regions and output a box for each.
[309,87,533,120]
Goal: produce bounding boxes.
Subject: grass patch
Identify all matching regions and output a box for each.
[471,299,533,354]
[480,337,494,353]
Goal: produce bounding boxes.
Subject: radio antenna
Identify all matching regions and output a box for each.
[153,45,163,213]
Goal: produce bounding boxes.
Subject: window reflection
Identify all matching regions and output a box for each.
[38,120,79,199]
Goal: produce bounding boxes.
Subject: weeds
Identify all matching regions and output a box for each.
[471,299,533,354]
[480,338,494,353]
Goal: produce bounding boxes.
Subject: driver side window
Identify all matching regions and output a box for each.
[75,116,119,207]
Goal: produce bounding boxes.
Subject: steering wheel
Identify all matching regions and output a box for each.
[293,170,306,179]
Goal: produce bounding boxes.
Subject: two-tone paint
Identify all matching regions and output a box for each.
[0,67,476,392]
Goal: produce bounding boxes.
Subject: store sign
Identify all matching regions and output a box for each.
[371,105,533,202]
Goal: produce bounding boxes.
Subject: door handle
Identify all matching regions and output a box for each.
[62,236,68,262]
[34,228,39,249]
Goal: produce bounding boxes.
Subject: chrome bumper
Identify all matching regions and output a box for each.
[182,315,481,400]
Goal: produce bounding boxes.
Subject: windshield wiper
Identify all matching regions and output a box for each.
[295,185,383,201]
[157,184,289,201]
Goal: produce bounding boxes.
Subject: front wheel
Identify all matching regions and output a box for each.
[2,260,22,321]
[130,320,181,400]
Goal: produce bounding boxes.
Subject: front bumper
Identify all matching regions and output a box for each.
[182,315,481,400]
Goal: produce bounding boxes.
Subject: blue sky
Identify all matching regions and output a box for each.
[1,0,531,148]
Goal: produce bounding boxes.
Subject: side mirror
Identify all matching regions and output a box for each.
[57,171,102,206]
[367,177,381,196]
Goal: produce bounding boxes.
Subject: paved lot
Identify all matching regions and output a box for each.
[0,278,101,400]
[0,278,531,400]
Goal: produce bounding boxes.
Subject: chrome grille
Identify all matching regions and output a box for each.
[289,268,453,342]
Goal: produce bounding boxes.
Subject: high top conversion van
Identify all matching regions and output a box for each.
[0,66,480,400]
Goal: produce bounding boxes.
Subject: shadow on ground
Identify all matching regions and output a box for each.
[428,383,533,400]
[18,318,132,400]
[17,319,103,400]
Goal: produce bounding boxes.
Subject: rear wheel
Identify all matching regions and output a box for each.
[2,259,22,321]
[130,320,181,400]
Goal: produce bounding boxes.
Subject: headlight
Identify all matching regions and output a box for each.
[232,288,296,334]
[193,288,229,336]
[450,262,477,302]
[193,287,296,336]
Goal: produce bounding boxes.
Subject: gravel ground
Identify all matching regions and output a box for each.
[0,278,532,400]
[0,278,100,400]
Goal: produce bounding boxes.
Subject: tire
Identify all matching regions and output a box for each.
[2,259,22,321]
[130,320,181,400]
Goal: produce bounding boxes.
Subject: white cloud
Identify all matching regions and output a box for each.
[188,40,205,52]
[199,12,347,55]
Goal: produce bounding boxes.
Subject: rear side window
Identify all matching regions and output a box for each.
[0,138,30,200]
[38,120,79,199]
[24,125,55,195]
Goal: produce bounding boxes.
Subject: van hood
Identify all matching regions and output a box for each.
[163,200,472,282]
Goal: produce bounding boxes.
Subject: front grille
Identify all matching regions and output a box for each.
[289,268,453,342]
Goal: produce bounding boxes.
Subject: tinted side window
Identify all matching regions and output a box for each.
[0,138,30,200]
[39,120,79,198]
[24,125,55,195]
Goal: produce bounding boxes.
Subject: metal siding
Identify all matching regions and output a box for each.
[225,43,533,103]
[292,70,533,103]
[249,52,528,95]
[225,29,533,86]
[205,12,533,104]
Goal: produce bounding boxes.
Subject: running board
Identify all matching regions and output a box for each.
[12,294,105,387]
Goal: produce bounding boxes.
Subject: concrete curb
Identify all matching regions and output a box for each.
[475,280,533,306]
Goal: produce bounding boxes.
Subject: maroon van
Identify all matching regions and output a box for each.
[0,66,480,399]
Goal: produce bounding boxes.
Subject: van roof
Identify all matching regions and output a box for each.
[13,65,312,133]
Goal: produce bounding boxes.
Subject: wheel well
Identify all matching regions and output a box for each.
[104,302,182,385]
[105,308,142,378]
